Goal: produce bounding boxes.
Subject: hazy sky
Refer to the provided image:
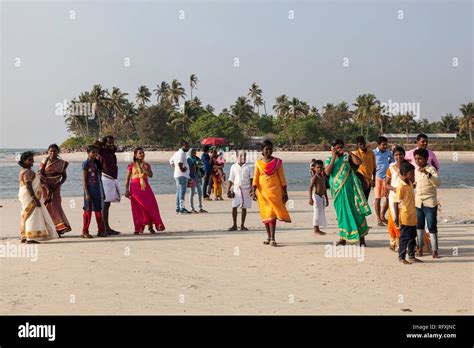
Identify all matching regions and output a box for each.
[1,0,472,148]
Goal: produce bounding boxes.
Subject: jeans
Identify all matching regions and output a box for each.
[399,225,416,260]
[175,176,188,211]
[416,205,438,251]
[203,172,212,198]
[190,178,203,210]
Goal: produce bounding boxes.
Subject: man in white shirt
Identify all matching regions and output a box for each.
[227,150,253,231]
[169,140,190,214]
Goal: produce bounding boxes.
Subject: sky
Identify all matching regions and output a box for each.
[1,0,472,148]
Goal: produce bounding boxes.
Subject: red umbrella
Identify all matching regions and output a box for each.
[201,137,228,146]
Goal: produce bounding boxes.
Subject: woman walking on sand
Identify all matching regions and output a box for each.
[18,151,58,244]
[251,140,291,246]
[38,144,72,235]
[125,147,165,234]
[324,139,371,246]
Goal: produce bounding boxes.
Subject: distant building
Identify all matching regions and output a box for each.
[383,133,457,142]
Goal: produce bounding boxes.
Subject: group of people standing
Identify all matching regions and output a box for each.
[17,133,442,260]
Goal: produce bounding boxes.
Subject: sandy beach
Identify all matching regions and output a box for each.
[0,188,472,315]
[6,151,473,164]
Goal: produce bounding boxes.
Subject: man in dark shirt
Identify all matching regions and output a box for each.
[97,135,121,235]
[201,145,213,199]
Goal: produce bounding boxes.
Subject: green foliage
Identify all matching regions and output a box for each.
[60,136,96,149]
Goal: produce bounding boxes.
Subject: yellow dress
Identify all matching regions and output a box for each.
[252,158,291,224]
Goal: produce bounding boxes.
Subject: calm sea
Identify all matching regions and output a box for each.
[1,148,473,199]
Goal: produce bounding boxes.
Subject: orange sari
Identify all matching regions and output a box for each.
[252,158,291,224]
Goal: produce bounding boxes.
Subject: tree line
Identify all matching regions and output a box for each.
[63,75,473,149]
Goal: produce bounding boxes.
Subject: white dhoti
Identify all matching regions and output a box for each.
[312,194,327,227]
[101,174,121,203]
[232,187,252,209]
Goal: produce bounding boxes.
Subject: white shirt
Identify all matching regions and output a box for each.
[170,149,189,178]
[229,162,253,190]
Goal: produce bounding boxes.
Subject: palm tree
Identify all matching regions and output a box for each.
[438,113,458,133]
[288,97,305,120]
[168,79,186,108]
[189,74,198,100]
[191,96,202,108]
[399,112,414,142]
[374,104,389,135]
[90,84,109,135]
[460,102,473,143]
[136,85,151,107]
[248,83,263,113]
[353,94,379,137]
[153,81,170,105]
[231,96,253,126]
[273,95,290,119]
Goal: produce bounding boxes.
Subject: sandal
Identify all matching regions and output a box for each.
[240,226,249,231]
[148,226,156,234]
[263,239,271,245]
[21,239,26,243]
[228,226,237,231]
[336,239,346,246]
[81,233,93,239]
[270,240,277,247]
[26,240,40,244]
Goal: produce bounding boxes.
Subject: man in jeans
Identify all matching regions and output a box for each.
[201,145,213,200]
[170,140,190,214]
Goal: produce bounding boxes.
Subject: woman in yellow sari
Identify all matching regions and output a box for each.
[251,140,291,246]
[18,151,58,243]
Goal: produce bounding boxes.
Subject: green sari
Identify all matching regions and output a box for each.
[325,155,371,243]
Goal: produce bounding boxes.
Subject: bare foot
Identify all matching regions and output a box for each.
[314,230,326,236]
[408,257,423,263]
[399,259,411,265]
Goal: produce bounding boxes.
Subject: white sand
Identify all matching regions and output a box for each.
[0,189,472,315]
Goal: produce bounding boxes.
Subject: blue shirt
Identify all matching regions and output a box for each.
[374,148,394,179]
[201,153,212,174]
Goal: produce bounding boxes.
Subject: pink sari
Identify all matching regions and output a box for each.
[127,162,165,233]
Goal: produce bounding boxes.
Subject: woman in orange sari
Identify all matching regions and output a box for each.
[385,146,406,252]
[251,140,291,246]
[38,144,72,235]
[125,147,165,234]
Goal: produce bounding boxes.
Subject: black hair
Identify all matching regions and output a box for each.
[180,140,189,147]
[102,135,114,144]
[133,147,144,162]
[392,146,405,156]
[332,139,344,147]
[400,162,415,175]
[413,148,429,159]
[416,133,428,141]
[18,151,34,168]
[355,136,366,144]
[261,140,273,150]
[377,136,388,144]
[48,144,60,152]
[203,145,210,152]
[314,159,324,167]
[86,145,99,153]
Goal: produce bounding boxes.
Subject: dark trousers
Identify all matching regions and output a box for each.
[203,172,212,198]
[416,204,438,233]
[399,225,416,260]
[363,186,371,200]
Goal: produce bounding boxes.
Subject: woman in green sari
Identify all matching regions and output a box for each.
[325,139,371,246]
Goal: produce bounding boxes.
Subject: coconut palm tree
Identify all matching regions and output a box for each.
[288,97,305,120]
[189,74,198,100]
[353,94,380,137]
[168,79,186,108]
[248,83,263,113]
[153,81,170,105]
[438,113,458,133]
[231,97,253,123]
[136,85,151,107]
[399,112,415,142]
[273,95,290,119]
[460,102,473,143]
[90,84,109,135]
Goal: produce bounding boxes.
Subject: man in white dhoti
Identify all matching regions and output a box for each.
[227,151,253,231]
[97,136,121,235]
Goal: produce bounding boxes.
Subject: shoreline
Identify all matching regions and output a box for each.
[3,150,473,164]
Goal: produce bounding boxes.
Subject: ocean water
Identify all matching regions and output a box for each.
[1,149,473,199]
